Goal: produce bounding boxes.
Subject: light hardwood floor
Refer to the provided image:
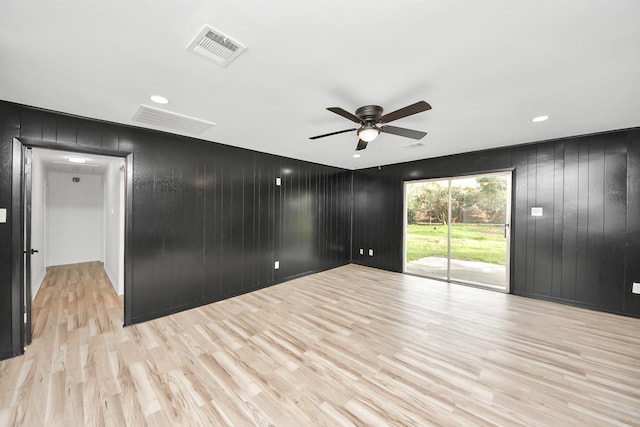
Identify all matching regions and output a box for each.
[1,262,639,426]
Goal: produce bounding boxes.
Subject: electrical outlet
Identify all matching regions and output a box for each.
[633,282,640,294]
[368,249,374,256]
[359,248,363,255]
[274,261,279,270]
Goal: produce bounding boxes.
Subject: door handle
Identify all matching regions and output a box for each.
[504,223,510,238]
[30,249,39,255]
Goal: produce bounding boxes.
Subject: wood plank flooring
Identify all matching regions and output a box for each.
[1,262,639,426]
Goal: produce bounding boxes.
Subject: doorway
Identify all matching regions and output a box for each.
[403,171,512,291]
[14,139,131,349]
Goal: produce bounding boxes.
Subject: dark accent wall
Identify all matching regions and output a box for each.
[0,101,351,358]
[352,129,640,318]
[0,103,20,359]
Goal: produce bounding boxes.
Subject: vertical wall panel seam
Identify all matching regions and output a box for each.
[219,165,225,290]
[586,143,590,299]
[623,136,629,307]
[202,164,206,302]
[350,172,354,262]
[241,166,245,288]
[553,144,557,297]
[532,147,537,294]
[600,144,606,292]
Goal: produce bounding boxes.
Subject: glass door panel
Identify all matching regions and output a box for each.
[404,179,450,281]
[449,174,509,289]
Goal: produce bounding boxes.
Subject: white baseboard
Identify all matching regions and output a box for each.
[32,269,47,300]
[104,264,122,295]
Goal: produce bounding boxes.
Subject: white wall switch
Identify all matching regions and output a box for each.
[633,282,640,294]
[368,249,374,256]
[359,248,363,255]
[0,208,6,223]
[275,177,281,186]
[274,261,279,269]
[531,207,543,217]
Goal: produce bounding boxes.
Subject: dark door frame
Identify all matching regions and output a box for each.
[24,146,33,345]
[10,137,134,355]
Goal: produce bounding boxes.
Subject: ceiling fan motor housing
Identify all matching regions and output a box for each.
[355,105,384,123]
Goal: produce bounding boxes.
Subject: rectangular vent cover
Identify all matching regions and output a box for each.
[402,142,425,149]
[132,105,215,134]
[187,25,246,66]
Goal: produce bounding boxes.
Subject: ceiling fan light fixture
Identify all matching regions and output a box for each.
[309,101,431,151]
[357,125,380,142]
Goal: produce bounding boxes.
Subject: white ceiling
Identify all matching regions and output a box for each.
[1,1,639,170]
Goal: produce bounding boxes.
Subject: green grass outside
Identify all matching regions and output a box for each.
[406,223,506,264]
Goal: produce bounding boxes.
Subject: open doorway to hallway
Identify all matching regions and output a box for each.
[27,148,125,338]
[403,171,512,291]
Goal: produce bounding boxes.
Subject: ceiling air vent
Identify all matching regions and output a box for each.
[402,142,425,149]
[187,25,246,67]
[132,105,215,134]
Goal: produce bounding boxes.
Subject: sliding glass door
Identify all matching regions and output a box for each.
[404,172,511,291]
[404,179,450,281]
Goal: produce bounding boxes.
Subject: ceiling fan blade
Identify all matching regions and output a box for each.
[327,107,364,124]
[356,139,368,150]
[309,128,357,140]
[380,125,427,140]
[379,100,432,123]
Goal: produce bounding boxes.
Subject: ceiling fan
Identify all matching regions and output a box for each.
[309,100,432,151]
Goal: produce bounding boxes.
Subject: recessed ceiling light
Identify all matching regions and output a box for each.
[68,156,86,164]
[532,115,549,123]
[353,154,361,158]
[150,95,169,104]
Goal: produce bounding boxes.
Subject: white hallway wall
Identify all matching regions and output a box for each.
[47,172,103,266]
[103,158,125,295]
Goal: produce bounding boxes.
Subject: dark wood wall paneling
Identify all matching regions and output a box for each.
[0,103,20,359]
[625,130,640,315]
[0,101,351,358]
[2,99,639,360]
[351,172,403,271]
[352,130,640,318]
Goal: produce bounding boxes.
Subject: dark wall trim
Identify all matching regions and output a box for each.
[15,137,136,327]
[124,152,134,325]
[10,139,23,356]
[18,136,127,157]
